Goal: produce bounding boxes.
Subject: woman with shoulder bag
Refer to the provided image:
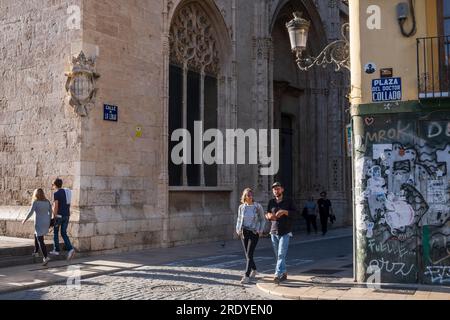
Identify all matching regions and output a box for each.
[22,189,52,266]
[236,188,266,284]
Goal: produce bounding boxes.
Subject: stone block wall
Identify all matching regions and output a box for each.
[67,0,166,252]
[168,191,234,247]
[0,0,82,237]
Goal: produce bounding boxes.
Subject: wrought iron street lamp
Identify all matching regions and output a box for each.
[286,12,350,72]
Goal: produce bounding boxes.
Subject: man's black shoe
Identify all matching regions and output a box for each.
[273,276,280,284]
[280,273,288,282]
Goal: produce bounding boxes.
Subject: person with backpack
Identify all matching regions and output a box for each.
[22,189,52,266]
[49,178,75,260]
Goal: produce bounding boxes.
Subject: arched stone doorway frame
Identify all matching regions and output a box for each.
[268,0,352,233]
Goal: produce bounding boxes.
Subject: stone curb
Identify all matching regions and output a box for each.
[256,278,450,300]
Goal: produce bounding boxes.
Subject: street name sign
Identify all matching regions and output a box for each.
[372,77,402,102]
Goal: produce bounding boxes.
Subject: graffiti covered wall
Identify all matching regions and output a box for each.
[354,114,450,284]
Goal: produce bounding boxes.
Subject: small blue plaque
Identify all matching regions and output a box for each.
[104,104,118,122]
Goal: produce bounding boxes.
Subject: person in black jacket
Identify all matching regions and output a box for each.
[318,191,334,236]
[266,182,298,284]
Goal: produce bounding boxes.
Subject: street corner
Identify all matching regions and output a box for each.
[255,274,318,300]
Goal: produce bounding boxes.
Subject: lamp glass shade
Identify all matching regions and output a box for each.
[288,27,308,51]
[286,12,310,52]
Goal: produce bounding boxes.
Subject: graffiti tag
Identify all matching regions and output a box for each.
[436,146,450,176]
[365,122,413,144]
[368,239,411,258]
[424,266,450,284]
[365,117,375,126]
[427,122,450,139]
[369,258,415,277]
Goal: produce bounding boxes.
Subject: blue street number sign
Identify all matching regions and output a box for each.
[104,104,118,122]
[372,77,402,102]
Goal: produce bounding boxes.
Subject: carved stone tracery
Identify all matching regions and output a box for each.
[170,3,220,75]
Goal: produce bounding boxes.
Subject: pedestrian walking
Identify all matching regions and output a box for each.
[22,189,52,266]
[303,196,318,235]
[318,191,334,236]
[236,188,266,284]
[266,182,298,284]
[49,178,76,260]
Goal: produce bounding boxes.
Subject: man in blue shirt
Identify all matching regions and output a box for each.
[49,178,75,260]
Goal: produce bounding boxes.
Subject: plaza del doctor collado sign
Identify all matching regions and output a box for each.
[372,77,402,103]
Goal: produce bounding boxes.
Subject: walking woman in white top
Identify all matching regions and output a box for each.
[236,188,266,284]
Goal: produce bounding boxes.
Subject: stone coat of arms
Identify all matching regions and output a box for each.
[65,51,100,117]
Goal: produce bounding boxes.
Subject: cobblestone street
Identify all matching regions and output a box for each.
[0,266,270,300]
[0,233,352,300]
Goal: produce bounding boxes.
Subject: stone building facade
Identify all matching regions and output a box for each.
[0,0,351,253]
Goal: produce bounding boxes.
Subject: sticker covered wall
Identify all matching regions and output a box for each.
[354,114,450,284]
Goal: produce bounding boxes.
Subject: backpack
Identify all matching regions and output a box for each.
[64,189,72,205]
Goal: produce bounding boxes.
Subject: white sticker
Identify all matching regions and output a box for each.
[366,222,375,238]
[373,144,392,160]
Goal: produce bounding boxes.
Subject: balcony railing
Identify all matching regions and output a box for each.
[417,36,450,99]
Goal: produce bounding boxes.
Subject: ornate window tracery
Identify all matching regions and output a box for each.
[169,2,221,187]
[170,3,220,76]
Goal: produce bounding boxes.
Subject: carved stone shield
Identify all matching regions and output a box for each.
[65,51,100,117]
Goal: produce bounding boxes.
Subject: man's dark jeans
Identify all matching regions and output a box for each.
[54,215,73,252]
[320,213,329,235]
[306,215,318,234]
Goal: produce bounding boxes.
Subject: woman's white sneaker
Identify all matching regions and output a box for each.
[49,250,60,256]
[250,270,258,279]
[42,257,50,266]
[240,276,250,284]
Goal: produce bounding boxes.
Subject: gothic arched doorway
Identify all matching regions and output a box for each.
[271,0,352,231]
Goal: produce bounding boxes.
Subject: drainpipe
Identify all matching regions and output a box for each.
[349,0,362,283]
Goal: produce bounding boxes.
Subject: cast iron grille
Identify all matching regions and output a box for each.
[151,285,196,292]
